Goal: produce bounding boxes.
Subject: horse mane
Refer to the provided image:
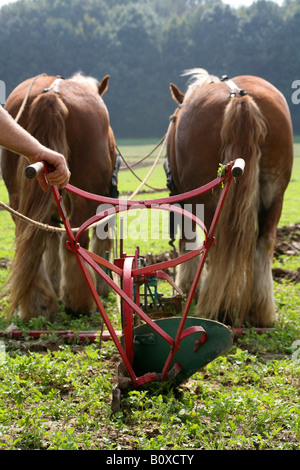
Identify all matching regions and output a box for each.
[69,71,99,92]
[182,68,220,101]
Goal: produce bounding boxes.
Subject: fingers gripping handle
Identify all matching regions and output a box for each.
[232,158,245,178]
[25,161,55,179]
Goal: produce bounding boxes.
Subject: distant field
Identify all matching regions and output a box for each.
[279,142,300,226]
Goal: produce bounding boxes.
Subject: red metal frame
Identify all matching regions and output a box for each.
[16,160,241,387]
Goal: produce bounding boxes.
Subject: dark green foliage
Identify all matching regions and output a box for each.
[0,0,299,137]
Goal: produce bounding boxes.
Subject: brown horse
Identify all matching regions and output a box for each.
[166,69,293,327]
[1,73,116,321]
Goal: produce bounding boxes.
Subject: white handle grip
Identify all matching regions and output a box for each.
[232,158,245,178]
[25,161,45,179]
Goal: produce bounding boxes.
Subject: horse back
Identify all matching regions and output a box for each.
[168,74,293,198]
[57,79,116,196]
[1,75,116,206]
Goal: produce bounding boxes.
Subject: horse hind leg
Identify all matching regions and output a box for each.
[29,226,61,320]
[43,229,62,297]
[59,232,97,315]
[59,229,112,315]
[249,237,276,326]
[248,192,284,327]
[91,227,112,297]
[21,262,59,321]
[7,223,59,321]
[176,219,202,298]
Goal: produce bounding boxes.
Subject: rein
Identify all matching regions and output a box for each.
[14,73,47,123]
[115,136,166,192]
[115,104,182,198]
[118,136,165,170]
[0,200,67,233]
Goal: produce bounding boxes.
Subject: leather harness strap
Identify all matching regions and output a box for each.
[220,75,247,98]
[43,77,64,95]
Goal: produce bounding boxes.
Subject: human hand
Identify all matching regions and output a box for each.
[32,148,70,191]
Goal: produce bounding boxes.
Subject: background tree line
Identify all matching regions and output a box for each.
[0,0,299,137]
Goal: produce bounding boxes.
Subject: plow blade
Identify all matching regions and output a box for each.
[124,317,233,387]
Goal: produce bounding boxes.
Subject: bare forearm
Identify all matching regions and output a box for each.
[0,105,70,189]
[0,105,42,161]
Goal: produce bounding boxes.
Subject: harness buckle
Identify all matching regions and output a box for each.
[221,75,248,98]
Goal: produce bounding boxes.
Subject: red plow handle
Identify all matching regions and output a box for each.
[23,157,245,388]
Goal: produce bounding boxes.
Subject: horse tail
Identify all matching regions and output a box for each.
[7,92,69,319]
[197,94,267,326]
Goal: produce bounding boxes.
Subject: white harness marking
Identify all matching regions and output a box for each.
[221,75,247,98]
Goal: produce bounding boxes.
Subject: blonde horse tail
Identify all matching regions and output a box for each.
[196,94,267,326]
[7,92,69,319]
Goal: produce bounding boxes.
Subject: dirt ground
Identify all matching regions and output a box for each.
[146,223,300,283]
[272,223,300,283]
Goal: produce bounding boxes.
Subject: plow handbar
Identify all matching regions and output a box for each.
[161,169,234,379]
[24,158,245,386]
[65,169,232,206]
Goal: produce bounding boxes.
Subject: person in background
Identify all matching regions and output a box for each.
[0,105,70,191]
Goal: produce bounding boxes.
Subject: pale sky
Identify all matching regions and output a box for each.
[0,0,286,7]
[0,0,16,6]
